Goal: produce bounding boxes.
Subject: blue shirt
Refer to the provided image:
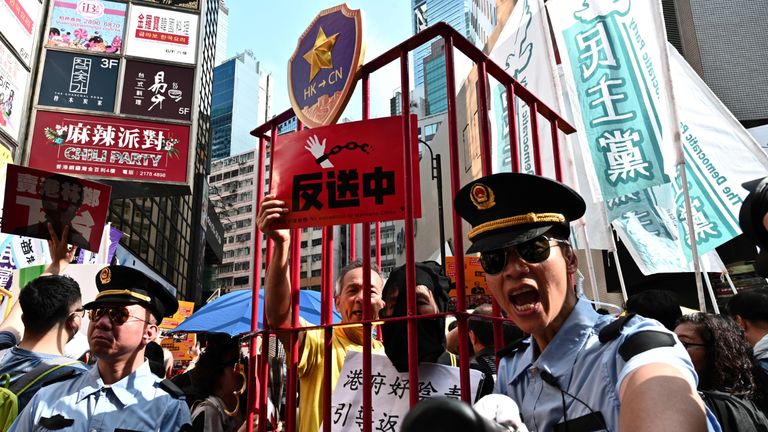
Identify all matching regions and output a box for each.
[0,346,88,411]
[494,299,721,431]
[11,361,191,431]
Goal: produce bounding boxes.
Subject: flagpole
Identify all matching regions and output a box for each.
[700,257,719,313]
[578,224,601,303]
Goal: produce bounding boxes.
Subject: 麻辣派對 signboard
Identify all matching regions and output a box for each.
[270,115,421,229]
[28,110,190,184]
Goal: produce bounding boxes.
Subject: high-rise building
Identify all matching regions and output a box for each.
[211,50,271,160]
[411,0,498,115]
[663,0,768,127]
[20,0,222,303]
[214,0,229,66]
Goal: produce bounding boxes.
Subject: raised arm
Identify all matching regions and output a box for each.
[619,363,708,431]
[42,223,78,276]
[257,196,305,348]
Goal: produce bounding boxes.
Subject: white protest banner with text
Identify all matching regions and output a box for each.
[327,351,483,432]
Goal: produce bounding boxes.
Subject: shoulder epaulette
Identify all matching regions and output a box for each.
[159,378,186,399]
[496,337,529,358]
[598,313,636,343]
[40,368,83,387]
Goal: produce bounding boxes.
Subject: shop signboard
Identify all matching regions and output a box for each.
[125,5,199,65]
[0,0,42,66]
[120,59,194,121]
[28,110,190,184]
[0,40,29,142]
[38,50,119,112]
[136,0,198,11]
[1,164,112,252]
[47,0,127,54]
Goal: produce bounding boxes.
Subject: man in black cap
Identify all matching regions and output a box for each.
[11,265,192,431]
[739,176,768,276]
[454,173,718,431]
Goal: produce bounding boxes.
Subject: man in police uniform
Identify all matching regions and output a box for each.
[454,173,720,431]
[11,265,192,431]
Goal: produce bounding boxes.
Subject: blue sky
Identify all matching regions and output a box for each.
[225,0,413,121]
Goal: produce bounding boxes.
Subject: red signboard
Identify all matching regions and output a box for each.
[28,110,190,183]
[1,164,112,251]
[271,115,421,229]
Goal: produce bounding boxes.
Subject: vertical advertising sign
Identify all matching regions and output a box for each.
[28,110,190,183]
[47,0,127,54]
[1,164,112,252]
[0,0,42,66]
[38,51,120,112]
[125,5,199,65]
[0,40,29,142]
[120,60,194,121]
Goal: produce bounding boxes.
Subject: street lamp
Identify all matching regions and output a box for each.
[419,139,446,271]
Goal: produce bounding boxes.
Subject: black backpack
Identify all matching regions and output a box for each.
[700,390,768,432]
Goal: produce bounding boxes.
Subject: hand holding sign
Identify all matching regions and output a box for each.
[257,195,290,244]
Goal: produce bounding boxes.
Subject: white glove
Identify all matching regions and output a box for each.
[474,394,529,432]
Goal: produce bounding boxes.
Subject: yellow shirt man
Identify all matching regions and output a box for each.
[298,327,383,432]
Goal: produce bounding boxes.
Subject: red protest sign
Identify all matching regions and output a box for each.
[1,164,112,252]
[271,115,421,229]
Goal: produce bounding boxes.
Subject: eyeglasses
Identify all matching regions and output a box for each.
[71,308,85,318]
[681,341,708,349]
[88,307,149,325]
[479,235,569,275]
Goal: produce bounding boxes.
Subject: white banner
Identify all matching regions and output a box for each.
[327,351,483,432]
[125,5,199,65]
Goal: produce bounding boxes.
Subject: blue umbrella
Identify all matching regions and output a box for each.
[169,288,341,336]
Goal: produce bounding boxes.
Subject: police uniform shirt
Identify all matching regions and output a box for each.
[10,361,191,431]
[494,299,722,432]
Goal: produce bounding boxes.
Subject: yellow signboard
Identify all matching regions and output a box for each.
[159,300,195,329]
[161,333,197,361]
[445,256,493,310]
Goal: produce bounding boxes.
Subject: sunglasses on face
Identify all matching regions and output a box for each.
[479,235,569,275]
[88,307,149,325]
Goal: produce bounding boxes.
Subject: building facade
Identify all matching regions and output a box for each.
[211,50,271,160]
[214,0,229,66]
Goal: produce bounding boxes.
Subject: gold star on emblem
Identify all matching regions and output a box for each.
[303,26,339,82]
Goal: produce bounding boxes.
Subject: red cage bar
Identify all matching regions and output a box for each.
[247,22,575,432]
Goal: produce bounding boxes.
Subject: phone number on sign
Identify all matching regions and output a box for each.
[138,171,167,178]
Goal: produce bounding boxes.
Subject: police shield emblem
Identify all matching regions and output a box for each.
[288,4,364,129]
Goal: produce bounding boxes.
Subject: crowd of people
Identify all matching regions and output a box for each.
[1,172,767,431]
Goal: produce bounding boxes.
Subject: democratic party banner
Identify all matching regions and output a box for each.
[136,0,199,11]
[1,164,112,252]
[120,59,194,121]
[0,0,42,66]
[28,110,190,183]
[0,40,29,142]
[38,50,119,112]
[47,0,127,54]
[125,5,199,65]
[445,256,492,311]
[667,45,768,260]
[548,0,677,201]
[327,351,483,432]
[270,116,421,229]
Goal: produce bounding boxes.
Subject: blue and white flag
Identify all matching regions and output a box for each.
[548,0,677,201]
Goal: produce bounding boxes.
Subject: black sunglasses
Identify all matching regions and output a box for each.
[479,235,569,275]
[88,307,150,325]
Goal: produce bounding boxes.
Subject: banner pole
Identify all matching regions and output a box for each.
[577,224,600,303]
[700,257,719,313]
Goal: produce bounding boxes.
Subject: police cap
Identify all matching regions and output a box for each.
[454,173,585,253]
[84,265,179,322]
